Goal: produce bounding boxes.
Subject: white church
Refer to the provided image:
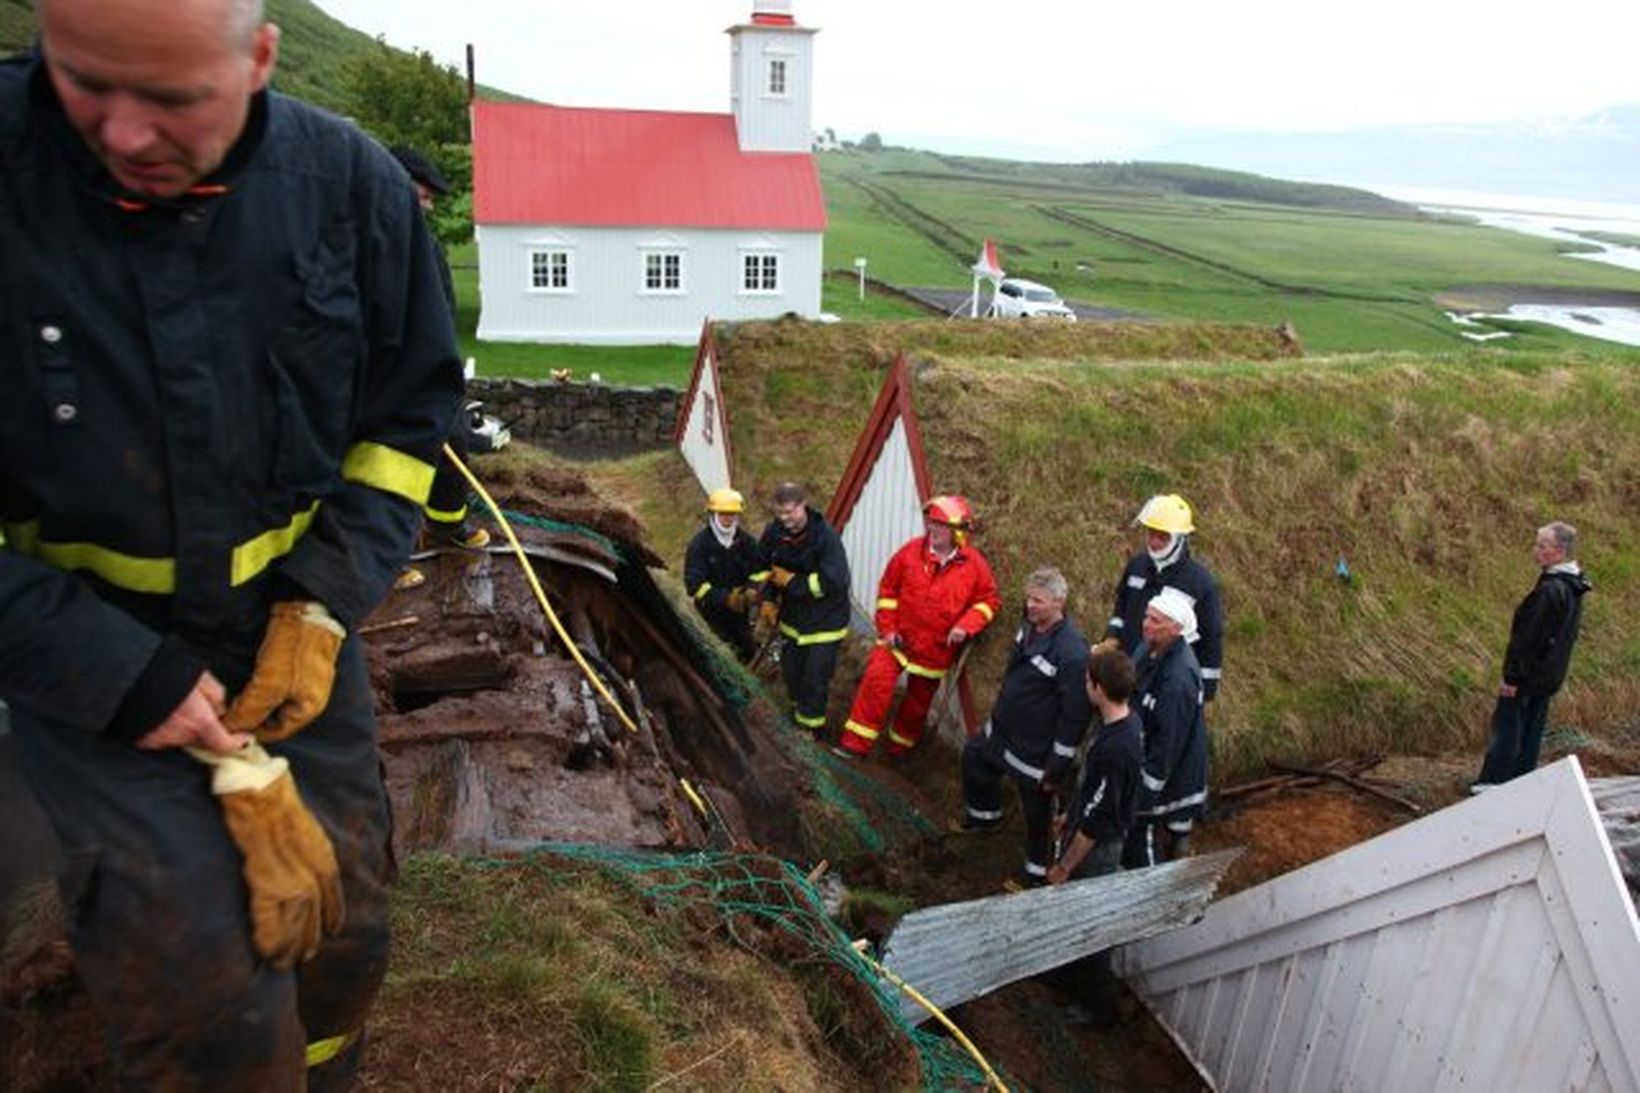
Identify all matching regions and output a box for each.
[470,1,826,346]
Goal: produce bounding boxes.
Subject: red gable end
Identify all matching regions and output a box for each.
[472,100,826,231]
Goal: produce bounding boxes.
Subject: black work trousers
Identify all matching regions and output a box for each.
[780,638,841,733]
[423,426,471,528]
[13,636,392,1091]
[961,730,1057,882]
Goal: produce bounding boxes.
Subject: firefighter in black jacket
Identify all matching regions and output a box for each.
[1473,521,1591,790]
[684,487,760,660]
[0,6,460,1086]
[753,482,852,734]
[959,567,1093,885]
[1107,493,1225,701]
[1125,586,1210,868]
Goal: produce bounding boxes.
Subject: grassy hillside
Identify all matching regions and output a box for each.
[626,321,1640,781]
[822,150,1640,354]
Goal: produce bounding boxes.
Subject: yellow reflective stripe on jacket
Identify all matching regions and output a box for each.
[1,521,39,555]
[749,568,771,583]
[975,602,995,621]
[306,1031,359,1068]
[876,597,898,610]
[24,531,176,594]
[424,502,467,524]
[807,572,822,598]
[693,581,713,602]
[230,502,320,586]
[891,646,946,680]
[5,506,319,595]
[342,441,436,505]
[778,622,848,646]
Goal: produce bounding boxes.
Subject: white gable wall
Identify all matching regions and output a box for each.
[475,224,823,345]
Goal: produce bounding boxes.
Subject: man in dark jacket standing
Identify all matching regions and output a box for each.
[1125,587,1209,868]
[754,482,852,734]
[0,1,460,1086]
[1107,493,1225,702]
[1473,521,1591,790]
[959,567,1093,886]
[684,487,761,660]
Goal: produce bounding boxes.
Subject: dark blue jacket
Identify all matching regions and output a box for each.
[1072,709,1142,842]
[991,615,1093,781]
[684,523,760,615]
[1504,565,1591,696]
[1133,638,1209,826]
[755,506,851,643]
[1107,541,1225,700]
[0,55,461,739]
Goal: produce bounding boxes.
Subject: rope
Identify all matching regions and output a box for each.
[440,443,638,735]
[856,946,1010,1093]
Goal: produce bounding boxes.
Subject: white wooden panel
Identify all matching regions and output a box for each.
[1119,759,1640,1092]
[476,225,821,345]
[837,418,925,632]
[678,344,730,494]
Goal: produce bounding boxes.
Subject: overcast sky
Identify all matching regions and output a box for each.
[310,0,1640,162]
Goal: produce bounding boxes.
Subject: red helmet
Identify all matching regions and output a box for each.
[923,495,975,529]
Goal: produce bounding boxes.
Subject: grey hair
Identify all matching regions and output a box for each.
[1024,566,1068,603]
[1541,521,1577,557]
[227,0,267,46]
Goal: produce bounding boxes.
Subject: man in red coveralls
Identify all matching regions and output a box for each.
[836,496,1001,759]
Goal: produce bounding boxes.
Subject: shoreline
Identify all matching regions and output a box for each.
[1433,284,1640,312]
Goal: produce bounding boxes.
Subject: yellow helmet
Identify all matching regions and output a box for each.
[1135,494,1194,535]
[706,487,744,514]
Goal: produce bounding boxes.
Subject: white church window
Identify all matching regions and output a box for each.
[643,252,684,293]
[528,248,572,293]
[767,58,787,96]
[742,253,780,294]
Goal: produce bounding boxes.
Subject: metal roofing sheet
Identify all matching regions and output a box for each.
[879,850,1239,1026]
[471,101,826,230]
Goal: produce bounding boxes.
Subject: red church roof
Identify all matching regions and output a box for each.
[472,100,827,231]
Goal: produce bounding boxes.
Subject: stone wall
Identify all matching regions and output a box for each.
[469,378,683,459]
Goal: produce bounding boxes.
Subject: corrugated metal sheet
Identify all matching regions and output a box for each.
[1591,776,1640,898]
[472,101,826,230]
[1119,758,1640,1092]
[880,851,1239,1026]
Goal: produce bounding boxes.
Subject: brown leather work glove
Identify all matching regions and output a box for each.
[725,587,749,613]
[769,566,795,590]
[225,601,346,742]
[189,743,345,969]
[759,600,780,628]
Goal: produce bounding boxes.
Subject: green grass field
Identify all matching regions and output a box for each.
[444,151,1639,378]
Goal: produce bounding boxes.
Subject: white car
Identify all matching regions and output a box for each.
[992,277,1077,321]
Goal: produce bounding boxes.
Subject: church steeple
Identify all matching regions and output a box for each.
[727,1,818,153]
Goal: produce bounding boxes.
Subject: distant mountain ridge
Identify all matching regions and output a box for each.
[1155,107,1640,205]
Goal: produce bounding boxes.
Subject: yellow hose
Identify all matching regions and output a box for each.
[855,946,1010,1093]
[440,444,637,735]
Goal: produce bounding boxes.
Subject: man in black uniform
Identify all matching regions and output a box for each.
[1125,587,1209,868]
[683,487,760,660]
[753,482,851,735]
[1106,493,1225,702]
[389,143,489,556]
[1473,521,1591,790]
[1047,645,1142,1023]
[0,0,460,1086]
[959,567,1093,886]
